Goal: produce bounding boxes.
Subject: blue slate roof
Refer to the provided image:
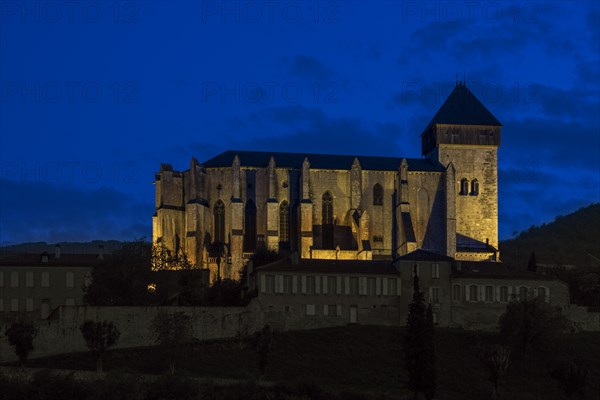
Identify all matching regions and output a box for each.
[425,83,502,127]
[202,150,445,172]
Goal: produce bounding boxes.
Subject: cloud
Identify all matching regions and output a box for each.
[287,55,334,81]
[0,180,152,244]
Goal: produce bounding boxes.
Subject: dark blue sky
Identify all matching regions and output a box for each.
[1,1,599,245]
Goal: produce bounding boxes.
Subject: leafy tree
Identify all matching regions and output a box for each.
[84,239,152,306]
[527,251,537,272]
[150,311,192,375]
[551,357,589,399]
[5,321,38,366]
[151,241,194,271]
[499,295,571,354]
[79,320,120,372]
[477,345,511,400]
[403,265,433,399]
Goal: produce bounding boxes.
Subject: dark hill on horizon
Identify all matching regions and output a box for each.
[500,203,600,268]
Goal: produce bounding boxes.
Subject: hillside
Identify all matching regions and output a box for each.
[0,240,125,257]
[500,203,600,268]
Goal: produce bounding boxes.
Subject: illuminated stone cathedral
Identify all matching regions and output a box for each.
[153,82,501,280]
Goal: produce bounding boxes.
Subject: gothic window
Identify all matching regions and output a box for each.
[373,183,383,206]
[213,200,225,243]
[279,201,290,249]
[243,200,257,251]
[470,179,479,196]
[459,178,469,195]
[322,191,334,249]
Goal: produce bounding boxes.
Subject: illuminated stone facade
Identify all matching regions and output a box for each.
[153,82,501,279]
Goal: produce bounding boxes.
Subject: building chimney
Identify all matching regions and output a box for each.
[55,244,61,259]
[98,245,104,260]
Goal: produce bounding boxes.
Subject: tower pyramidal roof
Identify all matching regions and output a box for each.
[426,82,502,127]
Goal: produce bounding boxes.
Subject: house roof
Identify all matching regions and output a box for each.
[395,249,455,262]
[424,83,502,128]
[254,258,399,275]
[452,261,560,281]
[202,150,445,172]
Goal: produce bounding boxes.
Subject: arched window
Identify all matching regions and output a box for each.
[470,179,479,196]
[459,178,469,195]
[322,191,334,249]
[500,286,508,302]
[243,200,257,251]
[279,201,290,249]
[213,200,225,243]
[373,183,383,206]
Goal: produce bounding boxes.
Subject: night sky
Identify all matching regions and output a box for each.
[1,1,598,245]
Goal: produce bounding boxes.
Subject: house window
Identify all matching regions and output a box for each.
[470,179,479,196]
[41,272,50,287]
[10,298,19,312]
[469,285,479,302]
[373,183,383,206]
[388,278,398,296]
[519,286,529,300]
[432,312,438,325]
[213,200,225,243]
[10,272,18,287]
[66,271,75,288]
[328,304,336,316]
[367,278,376,296]
[322,191,334,249]
[26,272,34,287]
[538,287,548,302]
[65,298,75,306]
[459,178,469,195]
[266,275,275,293]
[452,284,461,301]
[283,275,293,293]
[349,277,359,295]
[430,287,440,304]
[26,298,34,312]
[41,299,50,319]
[279,201,290,249]
[431,263,440,279]
[500,286,508,302]
[327,276,336,294]
[485,285,494,302]
[306,276,316,294]
[306,304,316,316]
[243,200,257,251]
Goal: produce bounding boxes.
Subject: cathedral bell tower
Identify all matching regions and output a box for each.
[421,81,502,261]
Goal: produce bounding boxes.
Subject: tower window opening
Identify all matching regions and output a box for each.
[470,179,479,196]
[322,191,334,249]
[459,178,469,195]
[213,200,225,243]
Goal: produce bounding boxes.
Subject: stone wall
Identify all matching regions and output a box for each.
[0,304,263,364]
[565,305,600,331]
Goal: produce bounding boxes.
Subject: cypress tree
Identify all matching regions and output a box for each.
[527,251,537,272]
[424,304,436,400]
[403,264,427,399]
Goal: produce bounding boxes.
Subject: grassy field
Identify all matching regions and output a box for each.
[14,326,600,400]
